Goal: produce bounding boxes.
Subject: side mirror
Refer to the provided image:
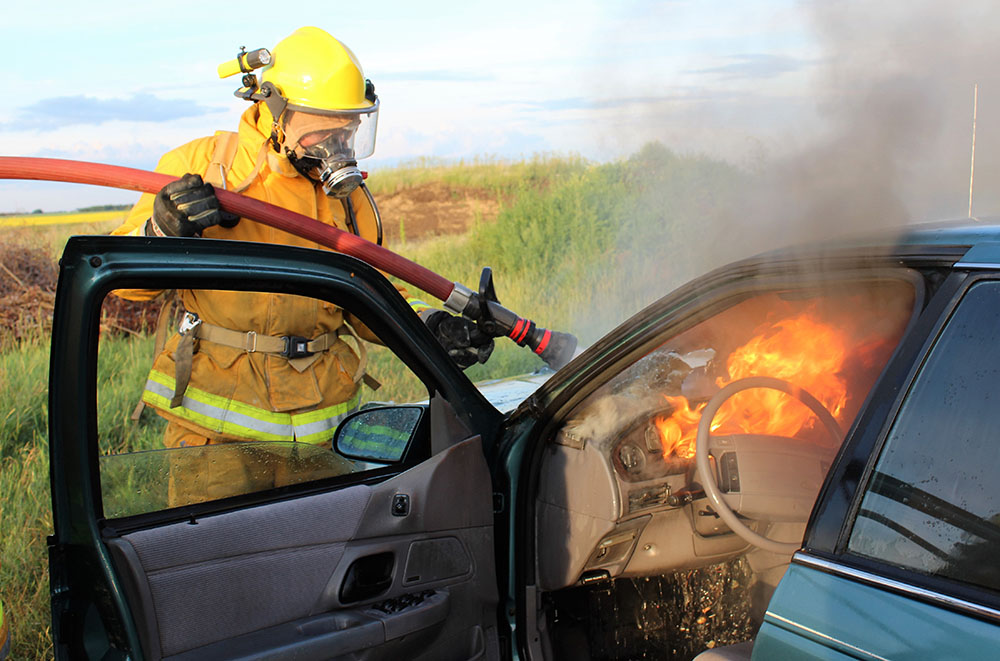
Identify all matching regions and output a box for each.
[334,406,424,463]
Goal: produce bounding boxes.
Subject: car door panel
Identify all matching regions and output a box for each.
[48,237,505,659]
[106,436,497,660]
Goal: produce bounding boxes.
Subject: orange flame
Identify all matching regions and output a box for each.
[657,310,850,459]
[654,398,703,459]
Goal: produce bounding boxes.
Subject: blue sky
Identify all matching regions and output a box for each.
[1,0,996,218]
[0,0,819,211]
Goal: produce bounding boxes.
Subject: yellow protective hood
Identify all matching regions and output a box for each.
[240,102,300,179]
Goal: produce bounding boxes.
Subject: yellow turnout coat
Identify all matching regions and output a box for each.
[114,104,403,447]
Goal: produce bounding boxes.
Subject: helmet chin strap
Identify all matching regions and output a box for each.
[285,148,322,180]
[270,125,283,153]
[251,81,288,153]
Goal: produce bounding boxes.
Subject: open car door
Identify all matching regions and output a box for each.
[47,236,506,660]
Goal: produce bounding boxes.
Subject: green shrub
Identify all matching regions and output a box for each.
[399,143,745,347]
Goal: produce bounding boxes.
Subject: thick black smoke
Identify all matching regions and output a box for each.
[744,0,1000,247]
[571,1,1000,342]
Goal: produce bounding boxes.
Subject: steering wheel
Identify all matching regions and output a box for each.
[695,376,842,555]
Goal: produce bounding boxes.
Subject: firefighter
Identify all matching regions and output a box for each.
[113,27,492,503]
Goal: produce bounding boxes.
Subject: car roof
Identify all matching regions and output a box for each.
[751,217,1000,264]
[895,217,1000,248]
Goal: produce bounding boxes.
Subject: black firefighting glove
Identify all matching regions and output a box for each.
[149,173,240,237]
[421,309,495,369]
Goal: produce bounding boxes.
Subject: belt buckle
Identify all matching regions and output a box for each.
[282,335,313,359]
[178,312,202,336]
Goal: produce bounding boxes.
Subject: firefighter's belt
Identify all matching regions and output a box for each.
[197,322,336,362]
[169,312,378,409]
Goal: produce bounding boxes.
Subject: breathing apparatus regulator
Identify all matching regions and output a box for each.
[217,28,379,202]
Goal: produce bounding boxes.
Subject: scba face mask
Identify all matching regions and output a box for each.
[294,127,362,198]
[283,106,378,198]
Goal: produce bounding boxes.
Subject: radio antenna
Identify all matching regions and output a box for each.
[968,83,978,219]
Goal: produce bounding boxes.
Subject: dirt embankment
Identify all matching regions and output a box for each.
[376,182,500,242]
[0,183,497,343]
[0,245,57,342]
[0,242,159,345]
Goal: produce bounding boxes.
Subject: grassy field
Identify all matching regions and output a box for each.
[398,143,746,346]
[0,217,126,260]
[0,209,127,229]
[0,144,745,658]
[365,154,590,197]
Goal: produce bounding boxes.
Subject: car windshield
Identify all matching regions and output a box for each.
[574,277,917,462]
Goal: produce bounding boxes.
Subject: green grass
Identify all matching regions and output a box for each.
[0,219,124,261]
[0,144,747,658]
[1,336,53,659]
[96,334,166,456]
[0,435,51,657]
[0,339,49,459]
[1,330,166,659]
[366,154,589,197]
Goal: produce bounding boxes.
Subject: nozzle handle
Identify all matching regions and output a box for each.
[448,269,577,370]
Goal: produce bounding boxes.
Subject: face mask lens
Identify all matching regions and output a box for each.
[302,128,355,160]
[298,131,362,197]
[282,106,377,196]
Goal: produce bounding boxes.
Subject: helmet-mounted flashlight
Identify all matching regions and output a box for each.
[217,47,271,79]
[219,47,273,101]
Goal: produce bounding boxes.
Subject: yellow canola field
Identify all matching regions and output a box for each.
[0,210,126,228]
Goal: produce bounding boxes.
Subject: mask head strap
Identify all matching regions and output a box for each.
[248,81,289,151]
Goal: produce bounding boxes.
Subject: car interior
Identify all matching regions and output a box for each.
[532,274,920,660]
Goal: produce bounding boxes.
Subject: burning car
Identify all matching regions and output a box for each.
[47,220,1000,659]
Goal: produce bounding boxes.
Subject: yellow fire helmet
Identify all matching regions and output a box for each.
[264,27,373,113]
[222,27,379,163]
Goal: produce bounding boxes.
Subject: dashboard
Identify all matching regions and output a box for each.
[535,387,750,592]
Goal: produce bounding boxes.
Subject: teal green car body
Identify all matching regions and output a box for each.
[757,562,999,659]
[47,220,1000,659]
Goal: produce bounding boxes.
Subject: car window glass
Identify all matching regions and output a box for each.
[96,288,428,518]
[848,280,1000,591]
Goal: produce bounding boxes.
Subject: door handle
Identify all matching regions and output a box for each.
[340,552,395,604]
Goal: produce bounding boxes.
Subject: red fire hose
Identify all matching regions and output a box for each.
[0,157,453,300]
[0,157,577,368]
